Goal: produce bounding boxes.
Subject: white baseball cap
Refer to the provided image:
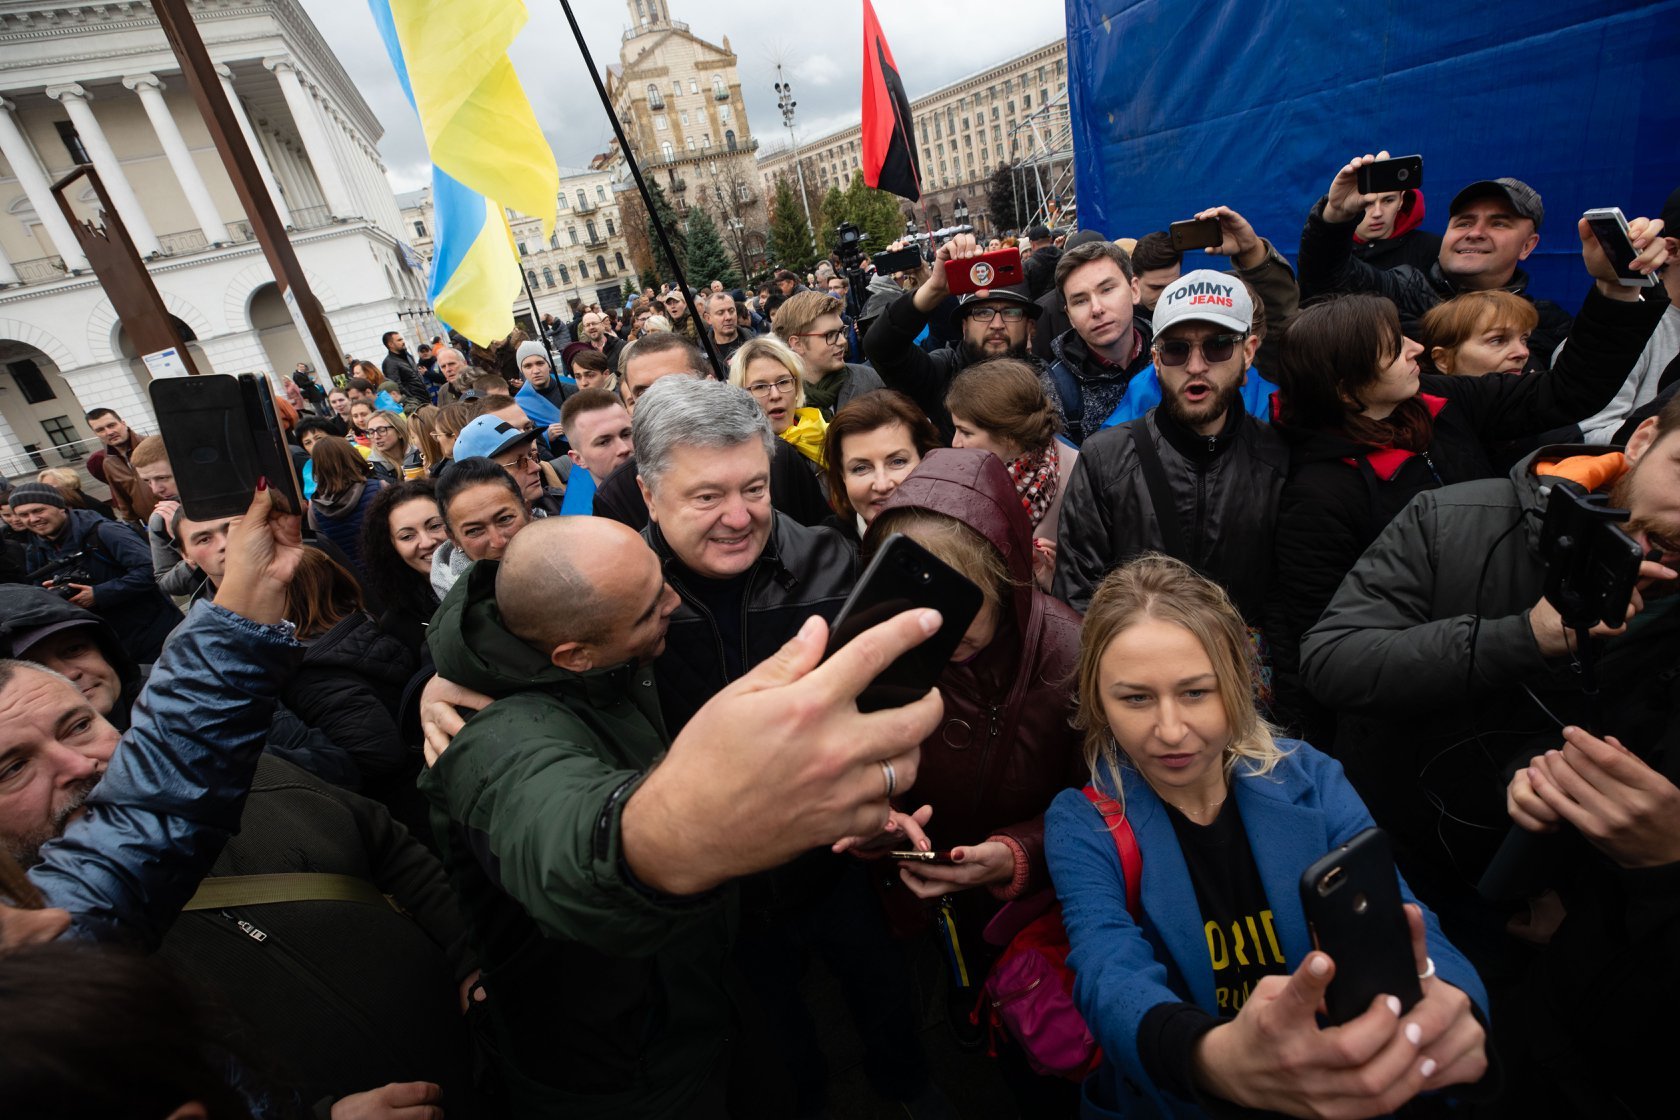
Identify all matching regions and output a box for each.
[1152,269,1254,335]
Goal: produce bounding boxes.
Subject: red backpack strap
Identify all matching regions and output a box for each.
[1083,785,1142,921]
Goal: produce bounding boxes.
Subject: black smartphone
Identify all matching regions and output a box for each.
[1583,207,1658,288]
[1356,155,1423,195]
[890,849,958,864]
[872,245,924,275]
[1169,217,1222,253]
[1298,828,1422,1026]
[150,373,304,521]
[823,532,982,712]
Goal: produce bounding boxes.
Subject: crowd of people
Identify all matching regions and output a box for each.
[0,150,1677,1120]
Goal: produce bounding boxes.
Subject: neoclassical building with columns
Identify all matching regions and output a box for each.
[0,0,432,481]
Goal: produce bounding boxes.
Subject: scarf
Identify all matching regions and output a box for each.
[1007,441,1060,528]
[780,407,829,467]
[803,368,849,415]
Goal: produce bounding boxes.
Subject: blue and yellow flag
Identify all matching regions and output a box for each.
[369,0,557,344]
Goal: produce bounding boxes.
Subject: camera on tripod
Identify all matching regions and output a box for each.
[1537,478,1647,631]
[833,221,867,271]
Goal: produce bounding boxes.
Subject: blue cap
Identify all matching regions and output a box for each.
[454,415,534,462]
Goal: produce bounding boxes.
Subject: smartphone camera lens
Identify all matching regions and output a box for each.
[918,570,932,585]
[1397,168,1410,182]
[1352,892,1369,915]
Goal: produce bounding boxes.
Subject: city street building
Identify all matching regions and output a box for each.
[0,0,428,479]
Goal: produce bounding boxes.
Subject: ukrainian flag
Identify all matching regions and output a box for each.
[369,0,557,344]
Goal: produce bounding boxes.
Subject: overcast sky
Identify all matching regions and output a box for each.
[297,0,1068,191]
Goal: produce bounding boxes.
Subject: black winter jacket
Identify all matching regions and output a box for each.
[1298,446,1680,895]
[1298,195,1574,366]
[158,754,478,1114]
[1052,398,1287,622]
[1023,244,1061,300]
[1269,287,1671,737]
[381,349,431,409]
[646,512,856,733]
[1351,228,1443,274]
[23,508,182,663]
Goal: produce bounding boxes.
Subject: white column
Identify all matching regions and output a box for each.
[45,83,162,257]
[265,58,355,219]
[215,63,291,229]
[0,99,88,270]
[123,73,230,245]
[0,235,19,285]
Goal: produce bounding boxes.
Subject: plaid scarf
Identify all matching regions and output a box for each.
[1007,441,1060,528]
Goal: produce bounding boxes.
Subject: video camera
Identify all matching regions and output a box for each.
[1537,478,1646,631]
[833,221,867,271]
[26,551,91,600]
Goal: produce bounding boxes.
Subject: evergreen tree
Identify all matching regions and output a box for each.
[642,177,686,279]
[987,162,1042,234]
[684,208,739,289]
[840,172,908,256]
[767,175,820,273]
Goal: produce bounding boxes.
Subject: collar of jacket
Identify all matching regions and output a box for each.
[1153,390,1249,464]
[1051,322,1152,380]
[646,512,800,599]
[1340,393,1448,480]
[1426,259,1532,301]
[1512,442,1621,552]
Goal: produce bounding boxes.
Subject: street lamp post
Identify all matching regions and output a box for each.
[954,197,969,230]
[773,65,814,237]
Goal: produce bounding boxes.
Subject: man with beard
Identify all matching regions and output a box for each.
[1051,269,1288,619]
[863,231,1046,440]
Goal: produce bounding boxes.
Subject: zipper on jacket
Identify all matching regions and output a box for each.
[1421,451,1442,486]
[971,704,1003,817]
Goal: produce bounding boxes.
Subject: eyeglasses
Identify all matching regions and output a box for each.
[791,329,846,347]
[1153,333,1247,367]
[366,426,397,436]
[496,447,540,467]
[966,306,1028,323]
[746,376,798,398]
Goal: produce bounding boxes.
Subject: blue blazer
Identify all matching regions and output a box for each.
[1097,363,1279,431]
[1045,741,1488,1119]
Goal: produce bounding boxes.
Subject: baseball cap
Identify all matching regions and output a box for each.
[957,283,1042,319]
[5,616,99,659]
[454,415,536,462]
[1151,269,1255,335]
[1450,178,1545,229]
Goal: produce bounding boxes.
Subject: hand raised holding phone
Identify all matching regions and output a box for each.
[1324,150,1395,224]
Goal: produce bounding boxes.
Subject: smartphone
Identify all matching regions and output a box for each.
[150,373,304,521]
[945,246,1025,296]
[823,532,982,712]
[1583,207,1658,288]
[890,850,958,864]
[1356,155,1423,196]
[1169,218,1222,253]
[872,245,924,275]
[1298,828,1422,1026]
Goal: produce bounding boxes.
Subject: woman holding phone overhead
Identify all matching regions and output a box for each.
[1045,555,1488,1118]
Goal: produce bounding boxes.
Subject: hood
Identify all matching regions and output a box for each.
[1271,393,1447,479]
[871,448,1036,637]
[0,584,139,691]
[1509,443,1616,553]
[1353,188,1427,244]
[427,558,583,698]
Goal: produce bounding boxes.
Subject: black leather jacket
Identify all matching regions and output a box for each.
[1051,400,1288,624]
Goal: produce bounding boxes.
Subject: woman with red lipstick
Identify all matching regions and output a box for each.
[1046,555,1490,1118]
[819,390,942,542]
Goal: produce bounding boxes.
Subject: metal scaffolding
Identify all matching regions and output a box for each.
[1008,86,1077,231]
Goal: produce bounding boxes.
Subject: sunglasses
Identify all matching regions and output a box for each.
[1153,333,1247,367]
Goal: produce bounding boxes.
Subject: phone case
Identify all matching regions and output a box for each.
[945,247,1025,296]
[1356,155,1423,195]
[149,373,303,522]
[1298,828,1422,1025]
[1583,207,1658,287]
[1169,219,1222,253]
[823,533,983,712]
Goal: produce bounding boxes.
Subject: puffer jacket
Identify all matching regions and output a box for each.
[1298,194,1574,366]
[307,480,384,585]
[1268,286,1672,738]
[870,449,1086,904]
[1053,397,1288,623]
[157,753,478,1114]
[281,610,425,837]
[419,560,735,1119]
[29,600,302,947]
[647,511,856,733]
[1299,445,1680,894]
[23,507,183,664]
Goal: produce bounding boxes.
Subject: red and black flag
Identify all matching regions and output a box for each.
[860,0,922,202]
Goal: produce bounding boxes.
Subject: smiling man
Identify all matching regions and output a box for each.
[1053,269,1289,622]
[1300,151,1573,367]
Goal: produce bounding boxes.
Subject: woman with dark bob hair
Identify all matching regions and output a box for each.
[360,478,447,652]
[1267,245,1670,737]
[820,389,942,542]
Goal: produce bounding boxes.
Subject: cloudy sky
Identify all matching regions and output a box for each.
[297,0,1069,191]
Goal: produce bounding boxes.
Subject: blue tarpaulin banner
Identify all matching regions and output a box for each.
[1066,0,1680,310]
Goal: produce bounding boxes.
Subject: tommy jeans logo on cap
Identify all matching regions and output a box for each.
[1151,269,1255,336]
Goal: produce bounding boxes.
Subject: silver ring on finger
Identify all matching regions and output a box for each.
[1418,956,1436,981]
[879,759,896,800]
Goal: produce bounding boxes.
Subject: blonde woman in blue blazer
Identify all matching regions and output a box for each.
[1046,555,1489,1118]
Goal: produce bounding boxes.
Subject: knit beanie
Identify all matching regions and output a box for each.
[8,482,67,510]
[515,340,550,369]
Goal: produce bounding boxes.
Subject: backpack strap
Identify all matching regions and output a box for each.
[1082,786,1141,921]
[181,872,402,914]
[1128,416,1188,560]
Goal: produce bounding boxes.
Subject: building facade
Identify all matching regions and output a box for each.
[398,164,638,327]
[757,39,1071,237]
[0,0,428,481]
[605,0,767,276]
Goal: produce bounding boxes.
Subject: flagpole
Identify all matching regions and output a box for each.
[556,1,726,379]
